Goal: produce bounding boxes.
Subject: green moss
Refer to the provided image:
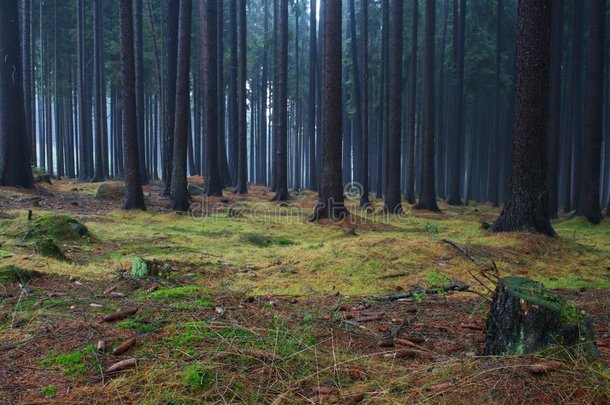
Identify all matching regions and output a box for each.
[28,214,90,241]
[117,319,163,334]
[41,385,58,397]
[183,365,215,390]
[41,345,95,376]
[501,276,585,324]
[149,286,204,300]
[239,233,296,248]
[35,238,68,261]
[0,248,11,258]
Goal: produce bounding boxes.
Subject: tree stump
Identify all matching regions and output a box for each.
[484,277,599,358]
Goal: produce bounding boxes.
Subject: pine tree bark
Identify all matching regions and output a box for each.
[0,0,34,187]
[384,0,404,214]
[577,0,606,224]
[135,0,148,184]
[405,0,418,204]
[235,0,248,194]
[359,0,370,207]
[92,0,106,182]
[162,0,179,194]
[229,0,239,185]
[20,0,35,166]
[446,0,465,205]
[547,0,562,218]
[201,0,223,196]
[492,0,554,236]
[310,0,348,221]
[170,0,192,211]
[415,0,440,212]
[489,0,503,207]
[119,0,146,210]
[271,0,290,201]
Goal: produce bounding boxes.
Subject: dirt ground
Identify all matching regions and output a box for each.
[0,180,609,404]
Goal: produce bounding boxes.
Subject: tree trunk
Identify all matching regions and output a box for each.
[359,0,370,207]
[0,0,34,188]
[119,0,146,210]
[577,0,606,224]
[405,0,418,204]
[492,0,554,236]
[384,0,404,214]
[229,0,239,185]
[446,0,465,206]
[489,0,503,207]
[485,277,599,358]
[202,0,223,196]
[20,0,35,166]
[135,0,148,184]
[415,0,440,212]
[310,0,348,221]
[170,0,192,211]
[547,0,562,218]
[162,0,179,194]
[272,0,290,201]
[235,0,248,194]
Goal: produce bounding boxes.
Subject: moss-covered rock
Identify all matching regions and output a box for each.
[484,277,599,358]
[27,215,89,241]
[35,238,68,261]
[95,182,125,200]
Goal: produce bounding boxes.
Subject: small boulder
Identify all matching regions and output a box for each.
[95,182,125,200]
[28,214,89,241]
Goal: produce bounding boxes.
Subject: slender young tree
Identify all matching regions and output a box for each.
[577,0,606,224]
[405,0,418,204]
[310,0,348,220]
[272,0,290,201]
[76,0,90,181]
[119,0,146,210]
[0,0,34,188]
[385,0,404,214]
[415,0,440,212]
[493,0,554,236]
[360,0,371,207]
[235,0,248,194]
[170,0,192,211]
[489,0,503,207]
[202,0,223,196]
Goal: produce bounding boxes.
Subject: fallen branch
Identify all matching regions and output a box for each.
[440,239,479,264]
[369,283,470,302]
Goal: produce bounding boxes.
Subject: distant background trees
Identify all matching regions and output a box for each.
[4,0,609,223]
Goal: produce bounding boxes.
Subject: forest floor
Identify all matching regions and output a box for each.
[0,179,609,404]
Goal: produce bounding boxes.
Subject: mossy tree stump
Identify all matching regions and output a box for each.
[484,277,599,358]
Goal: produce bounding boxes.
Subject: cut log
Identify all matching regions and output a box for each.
[484,277,599,358]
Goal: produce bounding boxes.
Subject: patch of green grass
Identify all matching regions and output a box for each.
[183,365,215,390]
[239,233,296,248]
[41,384,58,397]
[40,345,95,376]
[117,319,163,334]
[149,286,204,300]
[0,248,11,258]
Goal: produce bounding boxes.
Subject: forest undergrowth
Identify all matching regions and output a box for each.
[0,180,609,404]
